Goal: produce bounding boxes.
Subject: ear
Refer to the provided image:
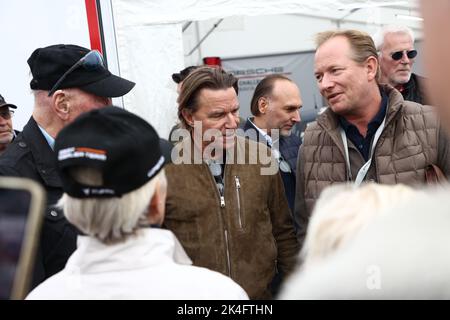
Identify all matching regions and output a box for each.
[366,56,379,81]
[147,183,165,226]
[258,97,269,115]
[52,90,71,121]
[181,108,194,127]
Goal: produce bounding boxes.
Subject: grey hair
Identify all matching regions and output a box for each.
[373,25,415,51]
[300,183,417,266]
[58,168,167,244]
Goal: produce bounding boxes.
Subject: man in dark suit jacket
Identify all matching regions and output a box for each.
[242,74,303,224]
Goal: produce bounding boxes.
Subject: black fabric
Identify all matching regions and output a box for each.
[0,94,17,109]
[27,44,135,97]
[339,89,388,161]
[401,73,428,105]
[0,116,78,291]
[55,106,164,198]
[171,66,199,84]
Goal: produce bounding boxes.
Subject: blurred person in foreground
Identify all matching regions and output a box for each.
[279,8,450,298]
[26,106,248,300]
[279,183,450,299]
[421,0,450,129]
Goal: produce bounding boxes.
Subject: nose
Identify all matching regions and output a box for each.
[319,73,334,92]
[292,110,301,123]
[225,112,238,129]
[400,51,411,64]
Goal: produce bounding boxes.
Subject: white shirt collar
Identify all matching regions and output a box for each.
[38,125,55,150]
[248,117,274,147]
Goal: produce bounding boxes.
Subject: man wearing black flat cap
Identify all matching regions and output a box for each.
[0,94,18,155]
[0,44,135,290]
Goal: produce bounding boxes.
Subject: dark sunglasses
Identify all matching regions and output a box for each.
[391,49,417,61]
[48,50,105,97]
[0,109,14,120]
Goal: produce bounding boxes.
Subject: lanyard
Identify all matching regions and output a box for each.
[340,116,386,187]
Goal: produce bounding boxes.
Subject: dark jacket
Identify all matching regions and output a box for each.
[164,136,300,299]
[0,116,77,290]
[242,119,301,217]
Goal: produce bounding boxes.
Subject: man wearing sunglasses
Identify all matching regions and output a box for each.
[0,94,18,156]
[0,44,135,291]
[376,25,429,105]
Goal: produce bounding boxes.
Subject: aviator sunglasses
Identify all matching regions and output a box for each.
[391,49,417,61]
[48,50,105,96]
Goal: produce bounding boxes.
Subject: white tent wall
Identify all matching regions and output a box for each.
[184,8,422,65]
[112,22,183,140]
[0,0,91,131]
[112,0,421,138]
[0,0,421,138]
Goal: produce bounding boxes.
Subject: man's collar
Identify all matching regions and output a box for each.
[247,117,273,147]
[338,88,388,133]
[37,125,55,150]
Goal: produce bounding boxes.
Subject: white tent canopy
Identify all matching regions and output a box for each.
[111,0,421,138]
[1,0,421,138]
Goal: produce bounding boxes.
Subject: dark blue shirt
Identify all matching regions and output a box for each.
[339,90,388,161]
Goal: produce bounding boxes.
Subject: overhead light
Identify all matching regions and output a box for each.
[395,14,423,21]
[338,1,408,11]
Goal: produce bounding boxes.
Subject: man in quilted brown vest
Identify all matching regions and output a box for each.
[294,29,450,248]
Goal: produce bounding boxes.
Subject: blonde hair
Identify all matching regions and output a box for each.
[301,183,417,265]
[315,29,380,81]
[58,168,167,244]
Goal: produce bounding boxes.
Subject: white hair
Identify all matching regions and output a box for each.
[58,168,167,244]
[373,25,415,51]
[300,183,417,266]
[279,186,450,299]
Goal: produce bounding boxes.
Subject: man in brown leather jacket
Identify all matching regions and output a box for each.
[164,67,299,299]
[295,30,450,248]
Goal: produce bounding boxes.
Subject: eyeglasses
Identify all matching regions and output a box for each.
[0,109,14,120]
[391,49,417,61]
[48,50,105,97]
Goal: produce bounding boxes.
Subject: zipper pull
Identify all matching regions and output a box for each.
[235,176,241,189]
[220,195,225,208]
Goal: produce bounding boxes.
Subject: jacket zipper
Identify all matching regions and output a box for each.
[207,163,231,277]
[234,175,243,229]
[222,171,231,277]
[224,230,231,277]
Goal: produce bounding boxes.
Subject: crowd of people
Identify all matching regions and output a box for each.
[2,1,450,299]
